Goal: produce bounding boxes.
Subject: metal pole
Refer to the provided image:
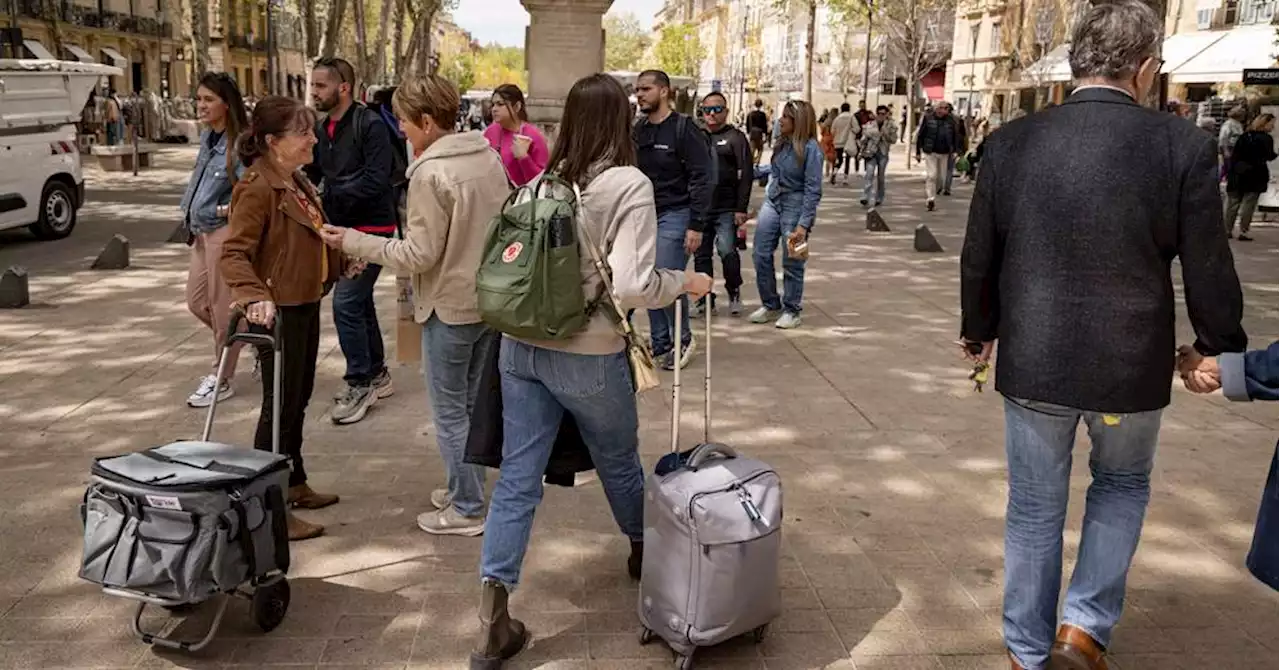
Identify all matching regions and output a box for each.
[266,0,275,94]
[861,8,872,107]
[8,0,20,59]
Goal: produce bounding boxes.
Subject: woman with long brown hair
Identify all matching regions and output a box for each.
[483,83,549,186]
[749,99,823,330]
[220,96,352,541]
[180,72,249,408]
[467,73,711,668]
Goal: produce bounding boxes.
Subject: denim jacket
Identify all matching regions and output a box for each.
[179,130,243,234]
[765,138,824,229]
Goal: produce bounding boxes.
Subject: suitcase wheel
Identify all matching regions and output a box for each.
[639,627,656,645]
[251,577,290,632]
[751,624,768,643]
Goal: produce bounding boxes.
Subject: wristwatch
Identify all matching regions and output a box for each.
[216,204,230,218]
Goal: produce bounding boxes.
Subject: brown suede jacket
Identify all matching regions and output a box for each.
[219,163,345,308]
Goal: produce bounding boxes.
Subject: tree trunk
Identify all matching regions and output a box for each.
[353,0,369,82]
[392,0,407,77]
[803,0,815,101]
[861,19,872,105]
[399,16,420,77]
[372,0,394,83]
[301,0,317,57]
[320,0,348,58]
[191,0,210,89]
[414,6,437,75]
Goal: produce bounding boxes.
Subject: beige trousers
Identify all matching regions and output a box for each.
[186,224,242,380]
[923,153,950,201]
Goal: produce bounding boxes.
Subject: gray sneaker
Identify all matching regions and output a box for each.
[775,312,802,329]
[372,368,395,399]
[729,296,743,317]
[749,307,781,324]
[661,337,697,371]
[331,384,377,425]
[430,488,451,511]
[416,507,484,536]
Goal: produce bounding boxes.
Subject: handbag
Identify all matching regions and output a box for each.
[1249,445,1280,591]
[571,183,661,394]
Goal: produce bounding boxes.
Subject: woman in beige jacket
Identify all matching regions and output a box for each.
[320,75,510,537]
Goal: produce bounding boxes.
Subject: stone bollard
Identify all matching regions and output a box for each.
[866,210,891,232]
[0,266,30,308]
[166,222,192,244]
[92,234,131,269]
[913,224,945,253]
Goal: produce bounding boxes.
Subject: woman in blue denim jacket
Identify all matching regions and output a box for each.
[179,73,249,409]
[749,100,823,329]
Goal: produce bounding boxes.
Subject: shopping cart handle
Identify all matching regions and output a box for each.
[225,305,282,350]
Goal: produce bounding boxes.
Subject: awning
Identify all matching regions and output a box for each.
[1169,26,1278,83]
[1023,43,1072,83]
[1159,30,1230,75]
[22,39,56,60]
[64,44,96,63]
[100,47,129,69]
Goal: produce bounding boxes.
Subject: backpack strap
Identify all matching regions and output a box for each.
[569,180,637,337]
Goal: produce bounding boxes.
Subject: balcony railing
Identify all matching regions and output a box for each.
[18,2,174,37]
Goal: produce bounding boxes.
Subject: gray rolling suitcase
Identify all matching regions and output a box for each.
[79,309,292,652]
[637,299,784,670]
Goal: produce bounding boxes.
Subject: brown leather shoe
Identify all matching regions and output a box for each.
[286,511,325,541]
[1049,624,1109,670]
[288,483,340,510]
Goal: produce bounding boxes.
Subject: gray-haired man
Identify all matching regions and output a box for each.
[959,1,1247,668]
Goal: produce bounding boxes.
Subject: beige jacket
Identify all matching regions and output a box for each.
[342,131,510,325]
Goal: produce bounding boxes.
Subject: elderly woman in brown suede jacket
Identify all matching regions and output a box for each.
[220,95,354,541]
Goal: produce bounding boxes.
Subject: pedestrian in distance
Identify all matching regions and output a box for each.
[830,102,855,186]
[484,83,549,187]
[1224,113,1277,242]
[857,104,897,208]
[319,74,511,539]
[181,72,249,409]
[916,102,962,210]
[690,91,753,318]
[220,96,356,541]
[749,99,823,330]
[305,57,398,425]
[959,2,1248,667]
[747,99,769,166]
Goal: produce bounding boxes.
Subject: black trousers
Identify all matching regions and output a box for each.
[252,301,320,487]
[693,212,743,300]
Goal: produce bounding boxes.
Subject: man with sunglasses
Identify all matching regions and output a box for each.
[304,56,397,425]
[691,92,752,317]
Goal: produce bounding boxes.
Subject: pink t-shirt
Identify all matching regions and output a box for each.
[484,122,549,187]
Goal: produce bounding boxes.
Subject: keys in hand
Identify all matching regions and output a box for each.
[969,361,990,392]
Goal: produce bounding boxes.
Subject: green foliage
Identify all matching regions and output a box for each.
[604,12,650,72]
[470,44,526,90]
[439,51,475,92]
[653,23,705,77]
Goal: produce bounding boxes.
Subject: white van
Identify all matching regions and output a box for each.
[0,59,121,240]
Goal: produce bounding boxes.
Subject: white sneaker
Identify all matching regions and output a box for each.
[187,375,233,408]
[416,507,484,537]
[775,312,802,329]
[430,488,451,510]
[749,307,781,324]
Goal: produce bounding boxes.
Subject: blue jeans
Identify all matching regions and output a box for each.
[1002,397,1162,670]
[944,153,956,192]
[753,194,807,314]
[647,208,692,357]
[422,315,493,518]
[479,339,645,590]
[332,263,386,387]
[862,153,888,204]
[692,211,743,297]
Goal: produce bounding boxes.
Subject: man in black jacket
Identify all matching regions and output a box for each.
[691,92,752,317]
[633,69,714,370]
[916,103,960,211]
[746,99,769,166]
[305,57,397,425]
[959,3,1247,668]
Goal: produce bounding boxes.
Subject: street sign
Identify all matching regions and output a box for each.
[1243,69,1278,86]
[712,79,722,92]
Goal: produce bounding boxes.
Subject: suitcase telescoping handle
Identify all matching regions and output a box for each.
[670,293,713,454]
[200,306,284,456]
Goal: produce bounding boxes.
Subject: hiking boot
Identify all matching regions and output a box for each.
[749,307,781,324]
[187,375,232,408]
[417,507,485,537]
[470,578,528,669]
[775,312,802,329]
[331,384,377,425]
[372,368,395,398]
[288,483,340,510]
[728,295,743,317]
[628,540,643,581]
[286,512,324,541]
[430,488,452,510]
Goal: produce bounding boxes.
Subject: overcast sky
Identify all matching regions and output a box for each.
[452,0,664,47]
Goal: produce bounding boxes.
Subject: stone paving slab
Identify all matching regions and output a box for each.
[0,146,1275,669]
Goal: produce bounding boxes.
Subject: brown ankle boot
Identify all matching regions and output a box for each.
[288,483,340,510]
[1049,624,1109,670]
[286,511,324,541]
[470,577,527,669]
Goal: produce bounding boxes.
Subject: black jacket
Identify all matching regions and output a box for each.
[464,335,593,486]
[1227,130,1278,195]
[634,112,715,232]
[746,109,769,135]
[706,124,753,214]
[304,103,397,236]
[960,87,1247,413]
[916,113,962,155]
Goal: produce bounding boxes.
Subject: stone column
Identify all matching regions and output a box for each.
[520,0,614,143]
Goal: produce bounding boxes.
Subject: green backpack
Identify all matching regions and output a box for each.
[476,174,590,340]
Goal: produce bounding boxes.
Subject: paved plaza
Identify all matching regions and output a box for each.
[0,146,1276,669]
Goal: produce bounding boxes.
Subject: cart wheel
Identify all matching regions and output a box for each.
[751,624,768,643]
[639,627,656,645]
[250,577,290,632]
[675,653,695,670]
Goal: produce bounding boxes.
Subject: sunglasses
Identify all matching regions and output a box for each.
[701,105,725,114]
